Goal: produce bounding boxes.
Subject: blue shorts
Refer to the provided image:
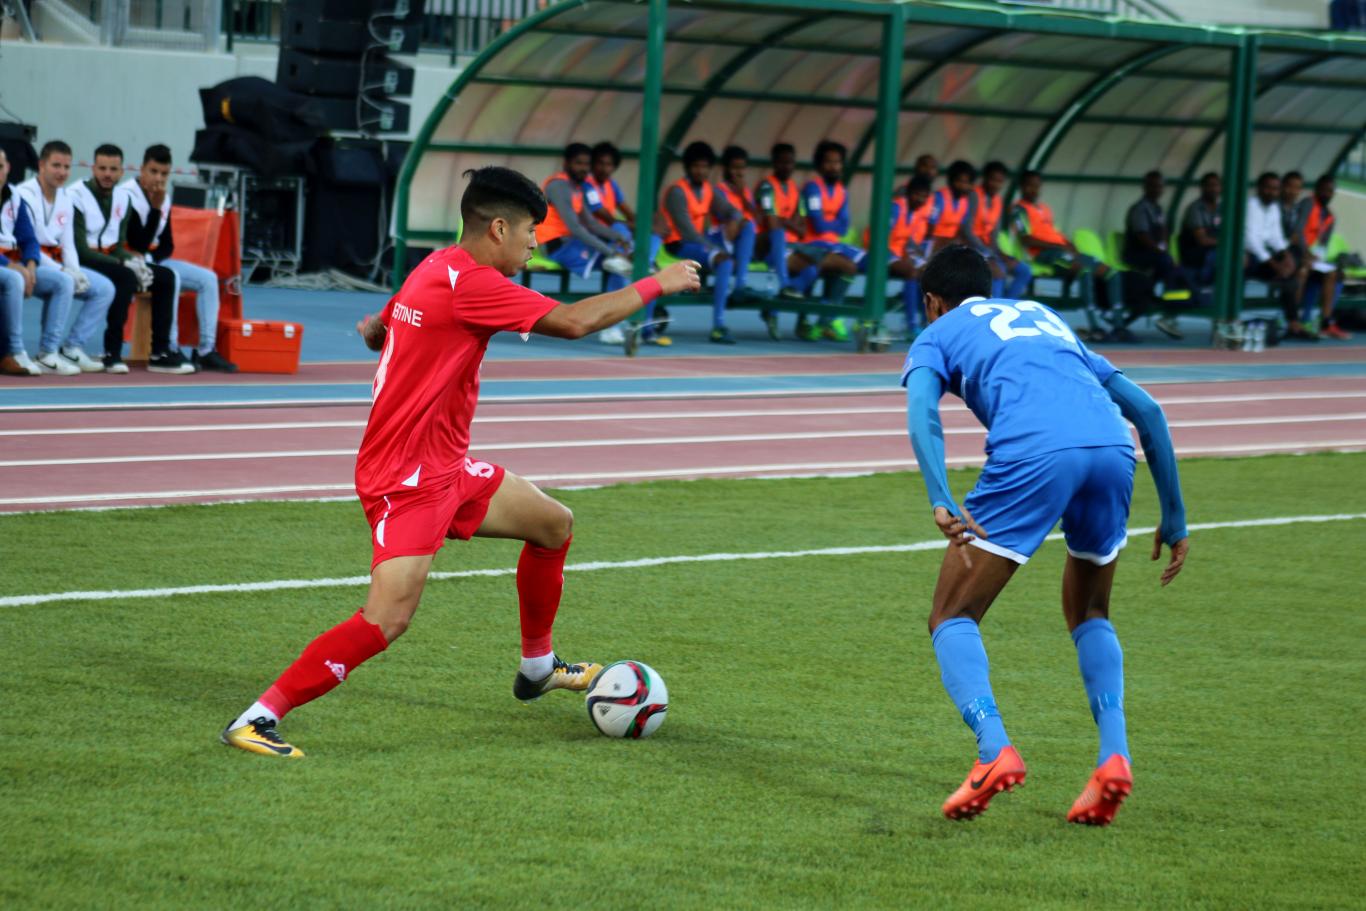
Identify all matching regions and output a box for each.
[963,445,1136,566]
[793,240,866,265]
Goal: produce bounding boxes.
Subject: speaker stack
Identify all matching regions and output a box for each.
[275,0,420,135]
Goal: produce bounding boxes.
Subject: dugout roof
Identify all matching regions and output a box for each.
[395,0,1366,320]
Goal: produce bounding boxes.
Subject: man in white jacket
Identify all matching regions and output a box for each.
[16,140,117,373]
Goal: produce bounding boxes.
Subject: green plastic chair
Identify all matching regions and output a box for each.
[1000,231,1055,277]
[1073,229,1115,270]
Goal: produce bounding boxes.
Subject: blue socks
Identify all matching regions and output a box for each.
[902,279,921,334]
[1007,260,1032,299]
[931,617,1010,762]
[990,277,1004,298]
[1072,618,1129,766]
[712,259,734,327]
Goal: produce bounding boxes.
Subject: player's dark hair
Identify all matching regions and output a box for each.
[906,174,932,195]
[1144,170,1163,182]
[922,244,992,307]
[721,145,748,167]
[1200,171,1219,184]
[563,142,592,163]
[1316,173,1335,189]
[143,144,172,166]
[1282,170,1304,184]
[682,141,716,167]
[460,166,547,228]
[770,142,795,161]
[1256,171,1279,188]
[1020,169,1042,183]
[982,160,1008,179]
[590,141,621,167]
[94,143,123,161]
[813,140,847,165]
[946,160,977,183]
[39,140,72,160]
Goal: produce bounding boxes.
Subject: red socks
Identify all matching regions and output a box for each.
[517,535,571,657]
[260,610,389,718]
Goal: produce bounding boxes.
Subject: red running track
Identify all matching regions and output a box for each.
[1,364,1365,512]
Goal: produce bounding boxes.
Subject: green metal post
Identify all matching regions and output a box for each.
[1214,37,1255,329]
[858,3,905,349]
[633,0,667,281]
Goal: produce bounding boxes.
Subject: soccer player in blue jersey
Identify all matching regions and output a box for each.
[903,245,1190,826]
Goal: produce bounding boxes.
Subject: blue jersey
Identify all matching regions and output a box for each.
[901,297,1131,461]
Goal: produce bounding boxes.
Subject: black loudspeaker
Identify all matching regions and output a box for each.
[280,12,371,54]
[278,48,413,97]
[310,96,411,133]
[303,138,387,274]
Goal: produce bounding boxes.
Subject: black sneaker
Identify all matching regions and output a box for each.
[148,350,195,375]
[709,326,736,345]
[194,349,238,373]
[760,310,780,340]
[101,354,130,375]
[513,654,603,701]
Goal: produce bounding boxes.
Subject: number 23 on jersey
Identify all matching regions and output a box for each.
[971,300,1077,344]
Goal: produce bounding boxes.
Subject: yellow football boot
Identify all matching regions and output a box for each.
[221,717,305,758]
[513,655,603,702]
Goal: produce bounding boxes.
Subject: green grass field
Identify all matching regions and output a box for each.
[2,454,1364,910]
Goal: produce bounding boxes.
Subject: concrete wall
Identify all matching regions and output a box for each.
[0,41,459,180]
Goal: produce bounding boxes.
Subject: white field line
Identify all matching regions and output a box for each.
[6,391,1366,437]
[4,413,1366,468]
[3,440,1366,508]
[2,512,1363,608]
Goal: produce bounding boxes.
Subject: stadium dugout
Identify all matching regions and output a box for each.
[393,0,1366,351]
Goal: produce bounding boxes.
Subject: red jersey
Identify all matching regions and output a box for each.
[355,246,558,501]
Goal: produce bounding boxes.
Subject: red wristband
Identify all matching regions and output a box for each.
[633,276,662,305]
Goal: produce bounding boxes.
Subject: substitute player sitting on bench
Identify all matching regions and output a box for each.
[660,140,756,345]
[537,142,634,344]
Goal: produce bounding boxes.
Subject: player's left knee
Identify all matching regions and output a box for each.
[535,502,573,549]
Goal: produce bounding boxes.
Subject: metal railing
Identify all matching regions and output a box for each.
[33,0,221,48]
[225,0,548,59]
[996,0,1183,21]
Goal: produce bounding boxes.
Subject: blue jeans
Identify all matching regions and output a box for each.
[30,266,76,354]
[63,267,115,353]
[545,237,605,279]
[165,258,222,353]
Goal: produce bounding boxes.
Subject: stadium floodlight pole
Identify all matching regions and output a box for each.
[859,2,905,348]
[633,0,668,282]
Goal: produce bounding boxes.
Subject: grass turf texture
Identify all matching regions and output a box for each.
[2,453,1363,910]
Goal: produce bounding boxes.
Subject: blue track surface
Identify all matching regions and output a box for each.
[4,361,1365,410]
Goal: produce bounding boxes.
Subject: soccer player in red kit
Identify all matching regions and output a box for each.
[222,167,701,757]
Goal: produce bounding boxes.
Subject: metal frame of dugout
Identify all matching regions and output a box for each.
[392,0,1366,351]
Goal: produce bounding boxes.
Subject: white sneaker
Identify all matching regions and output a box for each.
[60,345,105,373]
[601,255,633,276]
[36,350,80,376]
[598,325,626,344]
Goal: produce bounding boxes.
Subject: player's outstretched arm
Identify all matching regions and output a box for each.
[906,366,986,565]
[1103,373,1190,585]
[531,260,701,339]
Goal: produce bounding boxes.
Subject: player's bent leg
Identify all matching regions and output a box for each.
[473,472,602,700]
[927,547,1027,820]
[363,553,436,642]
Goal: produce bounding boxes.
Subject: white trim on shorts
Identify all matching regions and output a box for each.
[967,535,1029,565]
[1066,535,1129,567]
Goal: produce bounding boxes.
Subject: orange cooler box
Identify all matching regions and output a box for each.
[217,319,303,374]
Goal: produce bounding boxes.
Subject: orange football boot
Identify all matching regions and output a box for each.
[1067,754,1133,826]
[941,745,1027,820]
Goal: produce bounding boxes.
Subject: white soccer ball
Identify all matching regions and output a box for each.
[585,660,668,739]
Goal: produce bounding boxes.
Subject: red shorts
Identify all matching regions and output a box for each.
[361,457,506,570]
